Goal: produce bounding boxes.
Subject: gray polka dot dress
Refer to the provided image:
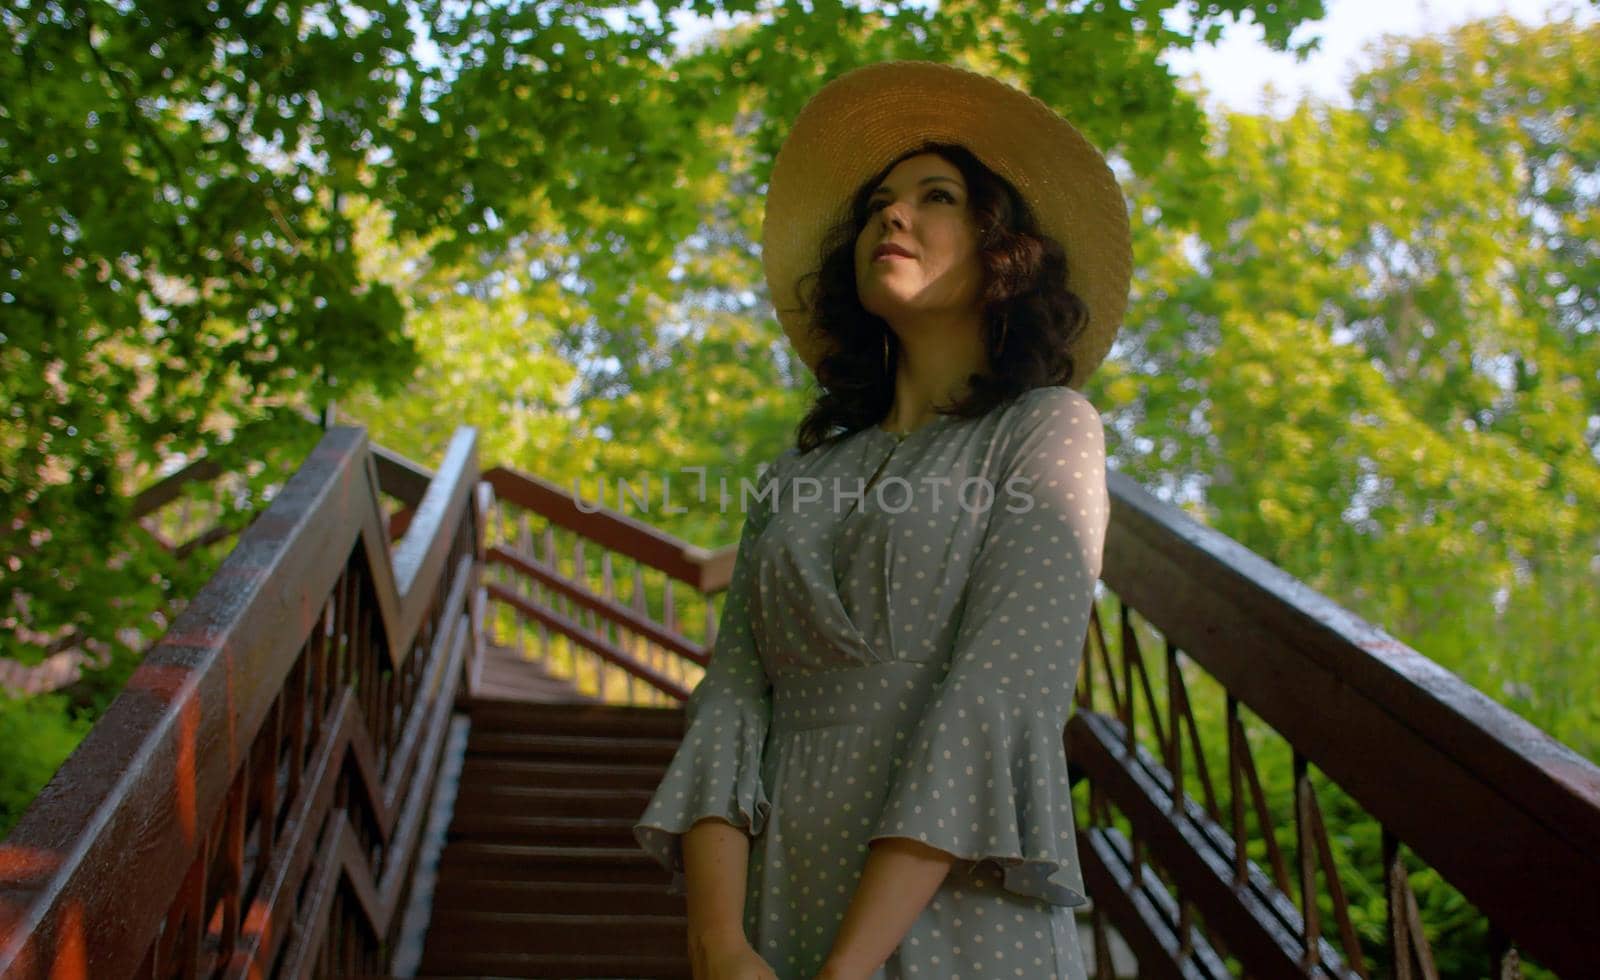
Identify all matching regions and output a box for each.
[634,385,1110,979]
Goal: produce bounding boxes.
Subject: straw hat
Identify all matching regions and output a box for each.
[761,61,1132,391]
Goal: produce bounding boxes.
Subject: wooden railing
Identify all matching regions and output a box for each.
[5,426,1596,978]
[2,413,396,698]
[1071,470,1600,978]
[0,426,483,978]
[469,454,1600,976]
[467,454,1593,973]
[474,464,740,706]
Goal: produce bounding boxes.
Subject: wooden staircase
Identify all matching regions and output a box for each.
[419,696,694,978]
[9,428,1595,979]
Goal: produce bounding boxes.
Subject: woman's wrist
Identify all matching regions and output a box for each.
[688,920,748,955]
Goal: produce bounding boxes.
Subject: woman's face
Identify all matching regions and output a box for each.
[853,152,983,326]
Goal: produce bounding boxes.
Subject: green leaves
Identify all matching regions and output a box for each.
[21,0,1597,858]
[0,0,1351,681]
[1113,13,1600,758]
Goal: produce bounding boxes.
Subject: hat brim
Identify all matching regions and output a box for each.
[761,61,1132,390]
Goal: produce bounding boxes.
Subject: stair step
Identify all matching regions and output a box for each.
[430,878,683,916]
[417,949,690,979]
[458,758,667,791]
[421,701,693,976]
[422,910,686,958]
[447,814,641,847]
[437,843,669,885]
[468,698,686,738]
[467,732,681,763]
[452,784,654,819]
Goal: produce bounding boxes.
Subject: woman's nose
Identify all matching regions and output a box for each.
[878,200,910,231]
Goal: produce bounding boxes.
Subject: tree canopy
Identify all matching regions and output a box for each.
[1108,13,1600,752]
[1,0,1328,672]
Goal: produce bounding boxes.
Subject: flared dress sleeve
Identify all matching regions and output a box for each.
[633,449,793,895]
[869,387,1110,907]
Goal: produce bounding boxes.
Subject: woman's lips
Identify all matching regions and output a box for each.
[873,244,913,261]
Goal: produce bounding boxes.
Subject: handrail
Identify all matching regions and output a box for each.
[0,425,482,978]
[473,464,740,704]
[1072,468,1600,976]
[371,443,437,508]
[2,431,441,700]
[388,431,479,650]
[1102,469,1600,865]
[487,543,709,668]
[483,464,737,593]
[484,581,691,701]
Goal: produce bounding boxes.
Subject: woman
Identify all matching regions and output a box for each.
[634,61,1131,980]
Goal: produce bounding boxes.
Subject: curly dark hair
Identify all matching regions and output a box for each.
[792,142,1091,454]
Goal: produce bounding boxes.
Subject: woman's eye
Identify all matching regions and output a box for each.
[867,199,888,213]
[928,189,956,203]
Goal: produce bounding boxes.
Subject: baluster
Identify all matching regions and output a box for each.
[1089,602,1122,722]
[340,563,359,690]
[255,682,283,873]
[1310,771,1367,975]
[634,563,657,700]
[1293,751,1323,970]
[360,579,380,752]
[1171,648,1221,822]
[663,579,678,702]
[1167,635,1195,960]
[1384,829,1412,980]
[1090,902,1115,980]
[1164,636,1182,814]
[371,586,391,769]
[601,549,616,632]
[1384,828,1440,980]
[603,550,629,703]
[512,515,531,662]
[544,525,562,676]
[157,831,207,975]
[512,515,529,656]
[296,611,328,816]
[518,510,533,600]
[1118,598,1134,755]
[399,625,418,744]
[541,520,557,605]
[1123,608,1166,759]
[1228,695,1248,888]
[215,759,248,969]
[320,574,344,742]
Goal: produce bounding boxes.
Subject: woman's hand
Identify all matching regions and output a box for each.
[690,925,779,980]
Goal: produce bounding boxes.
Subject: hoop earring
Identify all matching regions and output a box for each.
[996,316,1010,357]
[882,333,891,374]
